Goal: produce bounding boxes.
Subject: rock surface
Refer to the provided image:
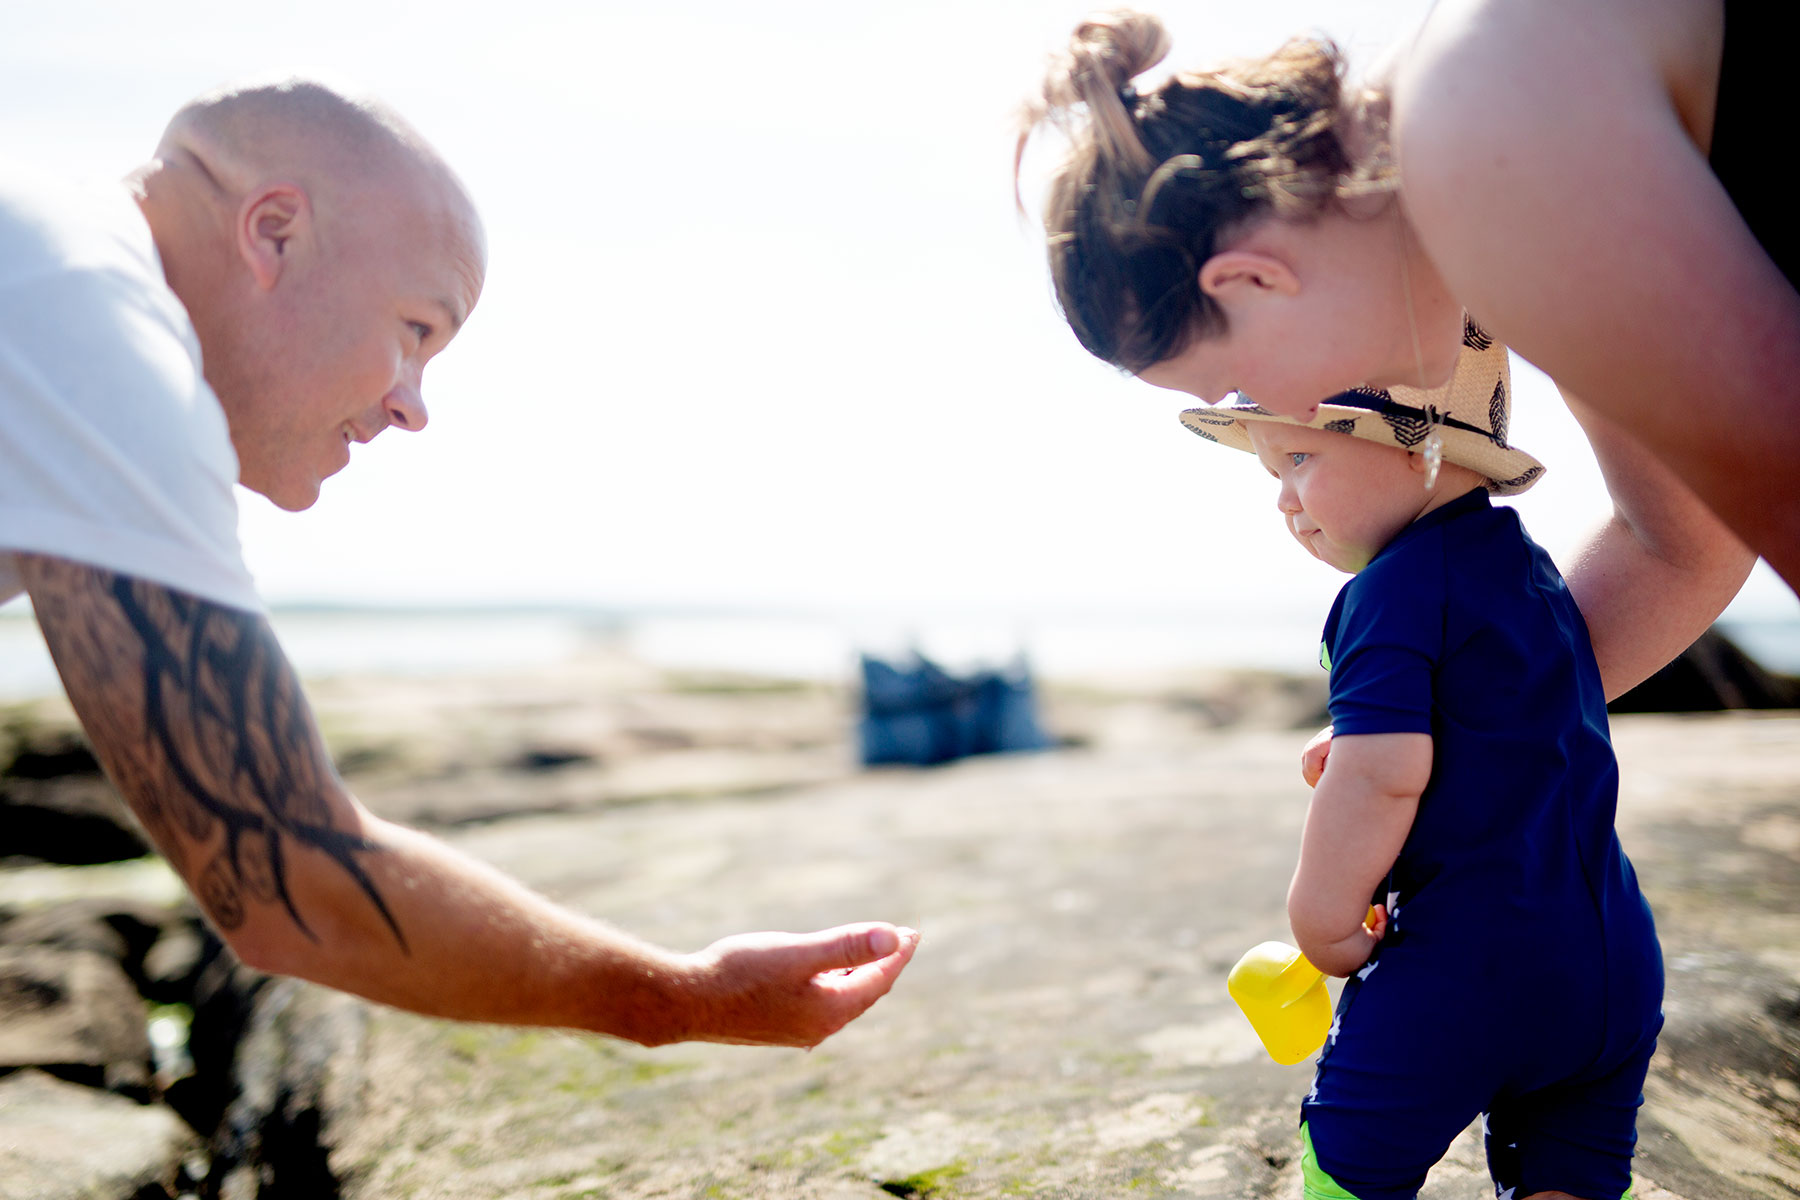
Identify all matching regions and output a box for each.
[1611,629,1800,713]
[0,945,152,1094]
[1,652,1793,1199]
[0,1069,198,1200]
[207,978,370,1200]
[325,713,1800,1200]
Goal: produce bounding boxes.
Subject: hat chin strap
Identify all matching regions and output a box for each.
[1396,213,1442,492]
[1421,404,1444,491]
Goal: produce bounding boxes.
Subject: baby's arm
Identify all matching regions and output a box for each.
[1287,732,1431,977]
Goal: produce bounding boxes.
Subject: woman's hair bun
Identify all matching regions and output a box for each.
[1032,10,1173,175]
[1068,10,1171,96]
[1017,10,1376,372]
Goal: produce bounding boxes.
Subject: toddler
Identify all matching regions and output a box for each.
[1182,327,1662,1200]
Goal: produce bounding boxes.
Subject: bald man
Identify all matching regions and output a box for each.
[0,79,916,1047]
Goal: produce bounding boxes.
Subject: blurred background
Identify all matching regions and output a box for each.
[4,0,1795,695]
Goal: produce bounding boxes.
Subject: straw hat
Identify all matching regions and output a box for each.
[1177,321,1546,495]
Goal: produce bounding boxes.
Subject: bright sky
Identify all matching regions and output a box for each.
[4,0,1795,628]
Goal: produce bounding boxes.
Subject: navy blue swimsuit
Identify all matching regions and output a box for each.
[1301,490,1662,1200]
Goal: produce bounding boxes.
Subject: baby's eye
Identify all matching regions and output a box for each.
[1289,452,1309,467]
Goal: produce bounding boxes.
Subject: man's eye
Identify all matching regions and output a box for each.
[407,321,433,344]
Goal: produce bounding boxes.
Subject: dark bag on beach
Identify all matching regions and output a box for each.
[857,653,1051,767]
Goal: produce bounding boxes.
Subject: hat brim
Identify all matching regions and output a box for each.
[1177,341,1546,496]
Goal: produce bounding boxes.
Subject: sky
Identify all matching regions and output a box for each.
[4,0,1795,631]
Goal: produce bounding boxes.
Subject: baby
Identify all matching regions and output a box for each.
[1182,326,1662,1200]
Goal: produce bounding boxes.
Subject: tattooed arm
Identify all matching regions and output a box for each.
[19,555,918,1046]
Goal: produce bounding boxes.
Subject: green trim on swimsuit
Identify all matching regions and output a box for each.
[1300,1123,1361,1200]
[1298,1121,1638,1199]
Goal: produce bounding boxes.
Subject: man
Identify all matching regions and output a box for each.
[0,78,917,1047]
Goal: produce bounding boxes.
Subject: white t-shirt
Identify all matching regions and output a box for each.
[0,163,262,614]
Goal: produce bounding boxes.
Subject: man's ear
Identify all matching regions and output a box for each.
[1197,250,1301,305]
[237,184,311,291]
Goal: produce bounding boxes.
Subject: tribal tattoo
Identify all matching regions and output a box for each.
[20,555,406,950]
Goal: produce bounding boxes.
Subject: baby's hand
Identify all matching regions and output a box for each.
[1300,725,1334,788]
[1332,905,1389,976]
[1299,904,1391,978]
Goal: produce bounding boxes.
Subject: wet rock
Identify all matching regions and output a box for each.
[0,945,151,1094]
[206,979,369,1200]
[166,937,267,1142]
[141,915,208,1004]
[1611,628,1800,713]
[2,728,101,779]
[0,1069,199,1200]
[0,896,186,994]
[0,775,151,864]
[1,724,151,864]
[507,744,598,772]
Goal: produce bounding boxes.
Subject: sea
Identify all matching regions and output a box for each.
[3,603,1799,704]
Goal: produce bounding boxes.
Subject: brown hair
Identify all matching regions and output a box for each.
[1017,11,1384,372]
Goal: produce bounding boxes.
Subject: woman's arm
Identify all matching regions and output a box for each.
[1395,0,1800,591]
[1557,389,1755,699]
[20,553,917,1047]
[1288,732,1428,978]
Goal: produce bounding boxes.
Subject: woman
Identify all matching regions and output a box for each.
[1016,0,1779,701]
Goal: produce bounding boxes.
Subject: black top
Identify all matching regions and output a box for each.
[1710,0,1800,289]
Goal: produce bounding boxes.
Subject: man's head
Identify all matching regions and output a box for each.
[133,78,487,511]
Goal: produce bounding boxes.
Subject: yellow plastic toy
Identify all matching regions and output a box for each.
[1229,907,1381,1065]
[1227,941,1333,1065]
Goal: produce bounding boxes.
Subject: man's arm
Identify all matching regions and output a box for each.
[20,554,916,1047]
[1287,732,1428,978]
[1557,390,1756,701]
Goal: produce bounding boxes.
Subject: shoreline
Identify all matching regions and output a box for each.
[6,605,1799,707]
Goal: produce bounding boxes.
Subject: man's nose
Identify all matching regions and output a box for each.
[385,378,429,433]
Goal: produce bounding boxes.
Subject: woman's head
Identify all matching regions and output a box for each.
[1017,11,1381,376]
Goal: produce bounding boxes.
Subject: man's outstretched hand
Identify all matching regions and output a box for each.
[672,923,921,1048]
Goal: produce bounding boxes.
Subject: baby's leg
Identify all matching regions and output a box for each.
[1301,962,1505,1199]
[1298,1122,1373,1199]
[1483,1022,1657,1200]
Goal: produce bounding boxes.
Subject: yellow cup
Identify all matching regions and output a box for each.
[1227,941,1332,1065]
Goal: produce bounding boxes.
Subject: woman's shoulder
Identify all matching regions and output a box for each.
[1392,0,1718,187]
[1387,0,1721,348]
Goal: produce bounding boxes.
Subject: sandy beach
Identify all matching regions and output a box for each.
[3,644,1797,1199]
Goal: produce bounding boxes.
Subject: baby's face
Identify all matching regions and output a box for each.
[1244,424,1431,574]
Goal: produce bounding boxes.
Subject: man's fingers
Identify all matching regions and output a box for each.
[811,927,919,1037]
[803,922,919,975]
